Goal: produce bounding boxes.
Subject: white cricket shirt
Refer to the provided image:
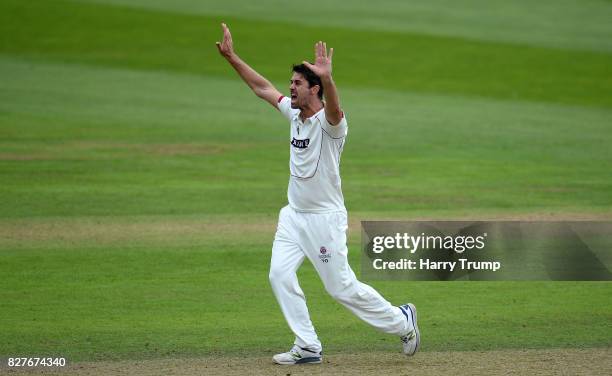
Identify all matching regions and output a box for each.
[277,96,348,213]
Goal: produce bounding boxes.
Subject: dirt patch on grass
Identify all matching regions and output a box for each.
[1,212,611,250]
[347,211,612,233]
[0,216,277,249]
[5,348,611,375]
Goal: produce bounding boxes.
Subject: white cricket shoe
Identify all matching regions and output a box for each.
[399,303,420,356]
[272,345,322,365]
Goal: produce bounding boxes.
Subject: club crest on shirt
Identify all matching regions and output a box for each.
[291,137,310,149]
[319,246,331,263]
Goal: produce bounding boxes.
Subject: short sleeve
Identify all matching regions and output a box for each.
[277,96,294,121]
[321,110,348,139]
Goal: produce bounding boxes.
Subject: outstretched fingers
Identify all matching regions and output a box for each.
[223,23,231,42]
[315,41,330,59]
[306,41,333,76]
[314,41,331,60]
[216,22,234,56]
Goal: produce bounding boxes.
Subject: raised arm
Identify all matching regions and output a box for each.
[303,41,343,125]
[216,23,282,108]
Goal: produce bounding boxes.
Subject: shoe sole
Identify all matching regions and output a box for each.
[273,357,322,365]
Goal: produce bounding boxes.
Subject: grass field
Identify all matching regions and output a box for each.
[1,0,611,374]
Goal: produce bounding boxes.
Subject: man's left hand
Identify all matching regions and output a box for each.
[303,41,333,78]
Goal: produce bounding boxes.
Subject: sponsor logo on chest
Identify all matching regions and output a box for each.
[291,137,310,149]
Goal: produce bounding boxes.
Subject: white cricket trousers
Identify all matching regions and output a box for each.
[269,205,411,352]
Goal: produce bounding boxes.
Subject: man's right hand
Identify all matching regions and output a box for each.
[214,22,282,108]
[215,23,234,59]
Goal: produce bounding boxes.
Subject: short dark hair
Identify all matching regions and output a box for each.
[292,63,323,100]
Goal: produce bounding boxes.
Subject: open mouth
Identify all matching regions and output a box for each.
[290,93,297,100]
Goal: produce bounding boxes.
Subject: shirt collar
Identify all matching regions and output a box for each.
[296,107,324,124]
